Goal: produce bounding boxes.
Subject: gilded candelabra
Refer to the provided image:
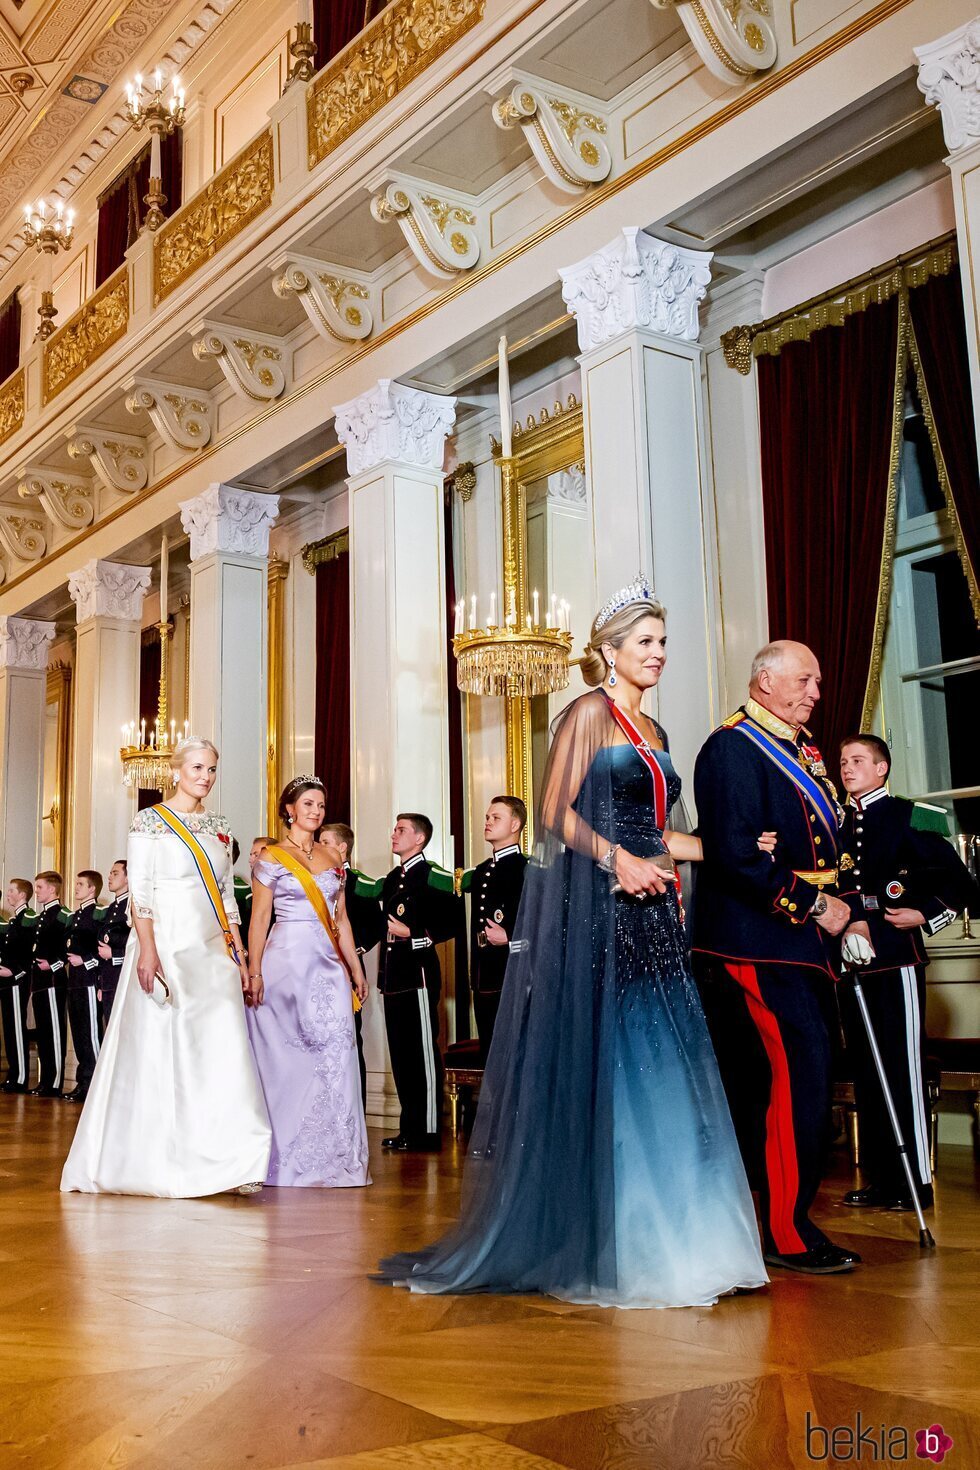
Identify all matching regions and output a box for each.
[23,199,74,255]
[120,621,179,790]
[126,70,186,233]
[284,22,317,88]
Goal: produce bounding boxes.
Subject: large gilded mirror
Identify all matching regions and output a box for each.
[40,664,72,878]
[495,397,588,826]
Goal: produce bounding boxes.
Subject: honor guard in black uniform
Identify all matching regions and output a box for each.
[0,879,36,1092]
[837,735,980,1211]
[97,859,130,1027]
[65,870,105,1102]
[321,822,386,1111]
[379,812,461,1151]
[29,871,71,1097]
[458,796,528,1060]
[693,642,860,1276]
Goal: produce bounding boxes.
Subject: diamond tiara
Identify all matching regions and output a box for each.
[284,774,323,791]
[594,573,656,632]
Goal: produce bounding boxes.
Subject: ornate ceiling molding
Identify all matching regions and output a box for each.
[179,483,280,560]
[16,464,95,529]
[492,75,612,194]
[0,615,57,672]
[334,378,457,476]
[66,425,149,494]
[191,322,287,403]
[124,376,215,450]
[271,253,375,345]
[370,175,481,280]
[559,227,713,351]
[67,558,152,621]
[916,19,980,154]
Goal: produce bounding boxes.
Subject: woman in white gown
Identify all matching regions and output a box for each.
[61,737,271,1198]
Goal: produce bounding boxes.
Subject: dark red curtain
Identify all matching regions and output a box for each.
[758,297,901,761]
[96,132,183,286]
[314,550,351,824]
[908,265,980,618]
[313,0,366,66]
[0,291,21,384]
[444,487,470,1039]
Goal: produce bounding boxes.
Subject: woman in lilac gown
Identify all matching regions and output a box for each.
[245,777,370,1189]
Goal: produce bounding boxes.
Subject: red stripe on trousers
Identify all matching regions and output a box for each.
[725,962,806,1255]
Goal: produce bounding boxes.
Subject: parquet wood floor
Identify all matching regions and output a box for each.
[1,1096,977,1469]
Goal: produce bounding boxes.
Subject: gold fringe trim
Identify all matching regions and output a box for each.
[725,234,956,370]
[301,528,349,575]
[860,295,908,732]
[907,314,980,628]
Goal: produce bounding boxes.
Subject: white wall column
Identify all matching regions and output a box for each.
[334,378,457,878]
[0,616,56,891]
[918,20,980,458]
[559,227,719,788]
[67,561,151,878]
[180,484,280,860]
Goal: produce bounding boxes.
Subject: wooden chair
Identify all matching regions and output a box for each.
[444,1038,483,1137]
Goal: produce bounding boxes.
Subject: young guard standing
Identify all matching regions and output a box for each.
[97,859,130,1027]
[838,735,979,1211]
[65,870,104,1103]
[0,880,36,1092]
[29,871,71,1098]
[460,797,528,1060]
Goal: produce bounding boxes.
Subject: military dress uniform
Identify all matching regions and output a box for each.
[65,899,104,1100]
[234,875,253,943]
[462,843,528,1060]
[98,889,130,1027]
[30,899,72,1096]
[838,786,979,1207]
[693,698,845,1260]
[344,863,386,1110]
[0,903,36,1090]
[379,854,461,1148]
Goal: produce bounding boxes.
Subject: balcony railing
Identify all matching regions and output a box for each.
[0,368,25,449]
[43,266,129,405]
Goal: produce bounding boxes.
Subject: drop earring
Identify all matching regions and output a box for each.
[608,659,617,687]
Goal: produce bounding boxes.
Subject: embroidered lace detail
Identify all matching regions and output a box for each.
[132,903,154,919]
[130,807,232,839]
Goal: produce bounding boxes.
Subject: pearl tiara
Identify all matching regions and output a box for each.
[594,573,656,632]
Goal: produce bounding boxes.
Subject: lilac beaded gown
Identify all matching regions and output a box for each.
[246,858,370,1188]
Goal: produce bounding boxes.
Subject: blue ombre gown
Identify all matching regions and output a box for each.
[380,690,767,1308]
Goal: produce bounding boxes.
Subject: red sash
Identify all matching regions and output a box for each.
[606,700,669,830]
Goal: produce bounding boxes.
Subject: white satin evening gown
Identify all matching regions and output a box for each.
[61,807,272,1198]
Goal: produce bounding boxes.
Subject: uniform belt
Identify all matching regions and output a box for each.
[793,868,838,887]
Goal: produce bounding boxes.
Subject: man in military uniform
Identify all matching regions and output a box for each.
[693,641,858,1275]
[237,837,274,945]
[837,734,979,1211]
[0,879,36,1092]
[97,859,130,1027]
[460,796,528,1060]
[321,821,385,1110]
[29,871,71,1098]
[379,812,461,1151]
[65,870,105,1103]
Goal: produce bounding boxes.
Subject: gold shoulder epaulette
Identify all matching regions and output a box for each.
[720,710,745,730]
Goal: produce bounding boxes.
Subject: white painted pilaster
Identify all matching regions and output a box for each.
[180,484,280,857]
[0,616,56,891]
[560,226,719,790]
[67,561,151,878]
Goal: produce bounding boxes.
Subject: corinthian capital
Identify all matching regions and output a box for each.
[68,560,152,623]
[0,615,56,672]
[179,484,280,561]
[559,227,713,351]
[916,19,980,153]
[334,380,457,477]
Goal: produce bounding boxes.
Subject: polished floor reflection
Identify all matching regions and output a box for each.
[1,1097,978,1468]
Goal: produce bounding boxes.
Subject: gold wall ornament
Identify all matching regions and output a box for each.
[307,0,486,168]
[271,255,374,344]
[371,177,481,278]
[301,528,349,575]
[42,267,129,404]
[448,461,476,502]
[721,323,754,374]
[0,368,25,449]
[266,553,290,835]
[45,663,73,880]
[492,79,612,194]
[153,129,274,303]
[650,0,776,85]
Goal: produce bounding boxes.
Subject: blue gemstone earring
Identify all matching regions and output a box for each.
[608,660,617,687]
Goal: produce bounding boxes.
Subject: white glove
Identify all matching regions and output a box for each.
[842,931,875,968]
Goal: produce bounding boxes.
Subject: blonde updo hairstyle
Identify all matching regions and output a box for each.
[169,735,220,784]
[581,598,668,688]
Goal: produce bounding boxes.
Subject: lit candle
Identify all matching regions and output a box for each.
[140,718,146,745]
[488,591,497,627]
[154,69,162,93]
[54,201,63,219]
[183,719,189,737]
[469,594,477,630]
[550,593,557,627]
[24,204,31,224]
[38,199,46,218]
[170,720,176,747]
[526,614,532,631]
[532,588,539,628]
[497,335,513,459]
[159,534,168,621]
[172,75,180,96]
[298,0,312,26]
[135,74,142,96]
[150,129,162,181]
[454,599,464,637]
[561,600,570,632]
[66,209,74,228]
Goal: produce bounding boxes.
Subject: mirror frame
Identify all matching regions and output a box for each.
[44,663,73,879]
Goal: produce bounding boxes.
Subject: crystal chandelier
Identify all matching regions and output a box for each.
[124,70,186,232]
[453,591,572,698]
[120,536,186,789]
[23,199,74,254]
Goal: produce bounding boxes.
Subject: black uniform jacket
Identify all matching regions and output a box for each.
[839,787,979,973]
[379,856,461,994]
[98,892,131,989]
[468,847,528,995]
[66,901,102,988]
[344,865,385,957]
[693,705,843,977]
[0,906,35,987]
[30,901,71,992]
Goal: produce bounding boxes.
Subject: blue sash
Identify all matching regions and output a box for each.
[734,719,840,845]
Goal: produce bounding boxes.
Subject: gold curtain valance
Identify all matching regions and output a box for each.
[301,528,349,574]
[722,233,957,373]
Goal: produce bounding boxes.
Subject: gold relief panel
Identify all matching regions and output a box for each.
[308,0,486,168]
[0,368,25,449]
[153,129,275,303]
[42,268,129,405]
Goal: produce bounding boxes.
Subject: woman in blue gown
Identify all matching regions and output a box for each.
[380,583,768,1308]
